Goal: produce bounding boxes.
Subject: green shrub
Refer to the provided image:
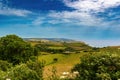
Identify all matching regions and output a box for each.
[0,70,7,80]
[0,60,44,80]
[26,59,45,80]
[73,53,120,80]
[0,60,12,71]
[8,64,40,80]
[53,58,58,62]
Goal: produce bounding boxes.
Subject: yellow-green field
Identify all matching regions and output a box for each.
[38,53,83,65]
[48,47,66,50]
[38,53,85,79]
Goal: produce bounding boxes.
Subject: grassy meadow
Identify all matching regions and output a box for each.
[29,40,120,79]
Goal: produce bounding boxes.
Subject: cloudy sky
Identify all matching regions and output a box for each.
[0,0,120,47]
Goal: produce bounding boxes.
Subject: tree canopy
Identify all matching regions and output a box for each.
[0,34,37,64]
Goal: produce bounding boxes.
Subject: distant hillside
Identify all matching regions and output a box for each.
[23,38,76,42]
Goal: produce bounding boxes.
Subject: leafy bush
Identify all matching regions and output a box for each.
[0,59,44,80]
[0,60,12,71]
[0,70,7,80]
[26,59,45,80]
[53,58,58,62]
[8,64,40,80]
[73,53,120,80]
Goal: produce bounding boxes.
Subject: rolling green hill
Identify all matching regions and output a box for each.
[28,39,120,79]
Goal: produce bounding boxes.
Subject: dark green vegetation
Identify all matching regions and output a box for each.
[0,34,120,80]
[0,35,38,64]
[0,35,44,80]
[73,53,120,80]
[34,41,92,54]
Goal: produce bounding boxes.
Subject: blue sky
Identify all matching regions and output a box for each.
[0,0,120,47]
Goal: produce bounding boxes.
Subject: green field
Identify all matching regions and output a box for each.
[38,52,85,79]
[48,46,66,50]
[38,53,82,66]
[30,40,120,79]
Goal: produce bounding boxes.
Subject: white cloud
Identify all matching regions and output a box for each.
[0,1,32,17]
[64,0,120,12]
[32,17,44,25]
[33,10,120,29]
[32,0,120,28]
[43,0,120,28]
[0,8,32,17]
[48,11,119,28]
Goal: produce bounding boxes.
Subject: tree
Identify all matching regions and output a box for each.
[73,53,120,80]
[0,34,37,64]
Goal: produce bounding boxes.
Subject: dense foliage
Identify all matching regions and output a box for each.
[8,64,40,80]
[0,60,12,71]
[35,44,65,53]
[73,53,120,80]
[0,60,44,80]
[27,59,44,79]
[0,35,44,80]
[0,35,38,64]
